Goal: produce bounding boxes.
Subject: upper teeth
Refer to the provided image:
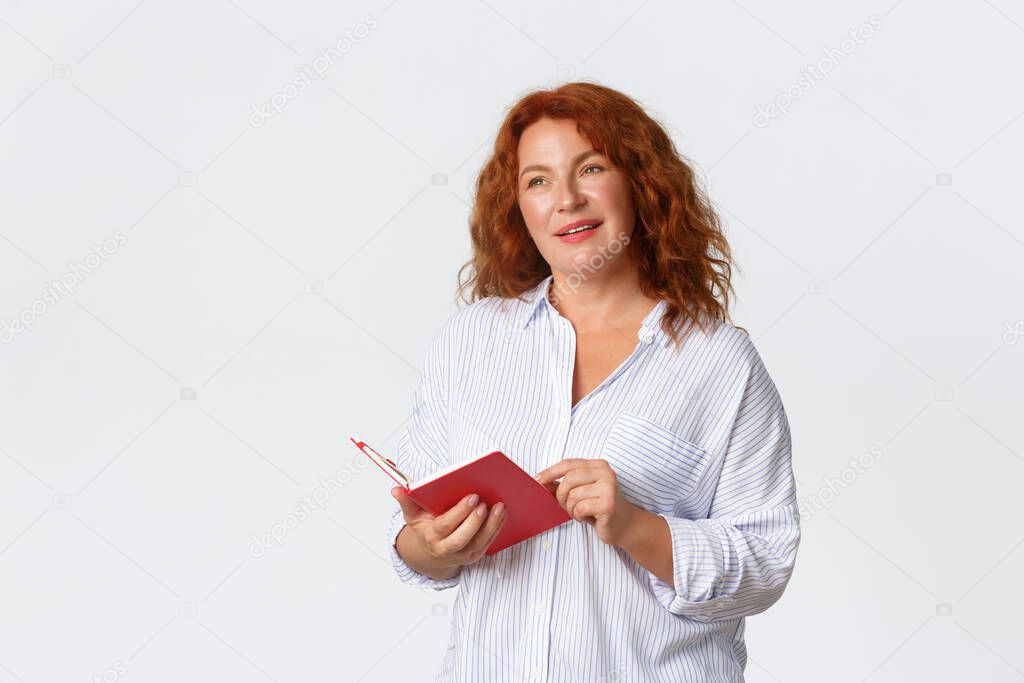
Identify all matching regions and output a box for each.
[563,223,598,235]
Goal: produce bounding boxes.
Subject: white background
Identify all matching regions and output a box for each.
[1,1,1022,681]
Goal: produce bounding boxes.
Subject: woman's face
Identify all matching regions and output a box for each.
[516,117,636,277]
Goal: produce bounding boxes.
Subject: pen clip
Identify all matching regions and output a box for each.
[350,437,410,489]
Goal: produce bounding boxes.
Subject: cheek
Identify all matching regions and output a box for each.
[593,182,635,236]
[518,197,548,234]
[598,179,633,215]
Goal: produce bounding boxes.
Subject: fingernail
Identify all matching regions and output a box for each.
[467,494,479,507]
[494,502,505,516]
[476,503,487,516]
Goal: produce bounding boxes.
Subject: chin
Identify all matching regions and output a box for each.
[557,247,621,277]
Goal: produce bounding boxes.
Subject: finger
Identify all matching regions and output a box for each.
[432,493,482,537]
[463,502,507,557]
[555,478,574,510]
[535,458,587,483]
[562,468,601,488]
[438,500,490,556]
[554,470,600,510]
[572,497,599,523]
[535,458,589,485]
[565,483,603,519]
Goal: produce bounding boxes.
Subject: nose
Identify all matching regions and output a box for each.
[557,179,585,211]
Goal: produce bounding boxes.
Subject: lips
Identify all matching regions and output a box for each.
[556,220,602,237]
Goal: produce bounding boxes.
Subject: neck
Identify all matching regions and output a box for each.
[547,258,658,333]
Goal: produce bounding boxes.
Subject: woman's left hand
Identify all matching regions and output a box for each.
[534,458,639,547]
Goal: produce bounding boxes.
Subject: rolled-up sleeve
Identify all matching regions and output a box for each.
[648,343,800,622]
[385,325,462,591]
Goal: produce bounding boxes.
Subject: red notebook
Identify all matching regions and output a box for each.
[351,437,571,555]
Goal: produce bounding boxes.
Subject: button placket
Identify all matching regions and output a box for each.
[526,312,569,683]
[531,504,558,683]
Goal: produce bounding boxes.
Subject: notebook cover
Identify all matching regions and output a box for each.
[407,451,571,555]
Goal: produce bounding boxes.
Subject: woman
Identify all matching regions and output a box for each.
[387,81,799,682]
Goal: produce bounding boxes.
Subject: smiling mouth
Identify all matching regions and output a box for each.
[556,222,601,237]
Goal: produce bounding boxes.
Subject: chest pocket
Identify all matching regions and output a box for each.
[601,411,713,519]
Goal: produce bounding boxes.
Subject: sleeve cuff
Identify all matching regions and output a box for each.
[387,507,460,591]
[648,514,735,620]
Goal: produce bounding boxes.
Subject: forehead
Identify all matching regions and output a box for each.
[517,118,594,164]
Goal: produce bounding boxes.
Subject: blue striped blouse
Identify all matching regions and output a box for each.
[385,274,800,682]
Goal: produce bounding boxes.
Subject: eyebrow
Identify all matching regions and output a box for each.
[519,149,601,180]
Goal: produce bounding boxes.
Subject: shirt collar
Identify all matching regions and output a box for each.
[514,275,555,330]
[513,275,671,348]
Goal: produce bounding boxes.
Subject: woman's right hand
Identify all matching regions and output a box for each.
[391,488,507,570]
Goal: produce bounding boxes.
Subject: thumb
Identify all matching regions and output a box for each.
[391,487,426,519]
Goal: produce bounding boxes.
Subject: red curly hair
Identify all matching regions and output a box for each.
[457,81,744,347]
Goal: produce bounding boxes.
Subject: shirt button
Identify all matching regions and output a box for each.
[536,600,545,613]
[638,327,654,344]
[542,538,551,550]
[530,667,541,680]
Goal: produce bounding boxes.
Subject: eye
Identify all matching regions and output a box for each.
[525,164,602,189]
